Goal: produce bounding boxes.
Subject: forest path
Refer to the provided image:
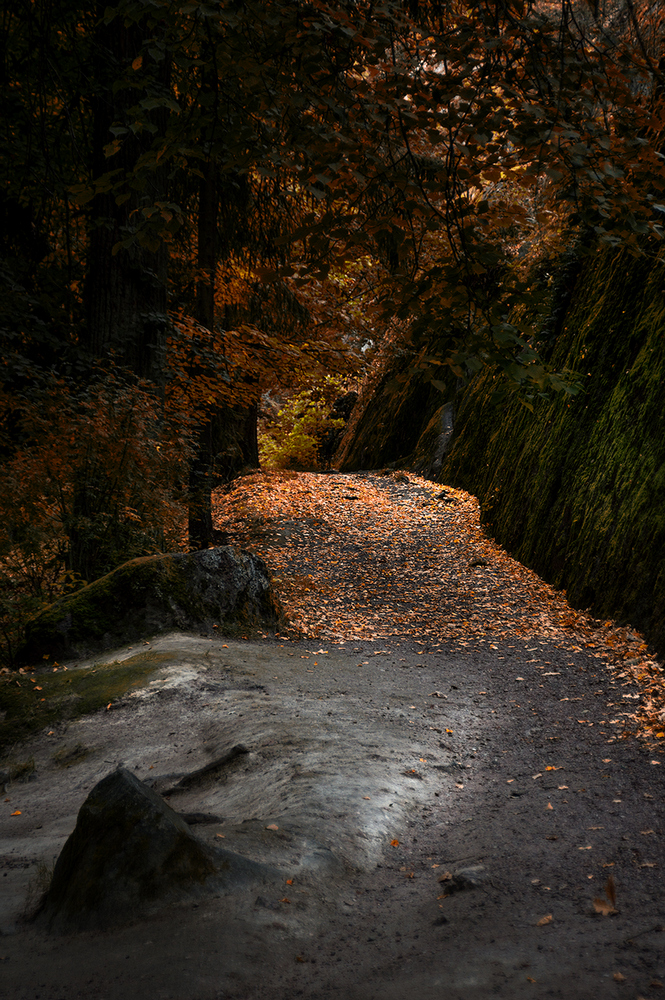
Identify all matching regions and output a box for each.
[2,470,665,1000]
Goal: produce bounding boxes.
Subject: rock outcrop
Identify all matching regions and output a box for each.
[34,767,273,933]
[20,546,283,663]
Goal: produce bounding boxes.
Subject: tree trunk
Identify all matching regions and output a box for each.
[83,5,169,384]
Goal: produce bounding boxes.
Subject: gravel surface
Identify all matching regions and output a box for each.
[1,471,665,999]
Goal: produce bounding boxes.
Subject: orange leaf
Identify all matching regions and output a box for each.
[280,897,291,903]
[266,823,279,831]
[536,914,552,926]
[390,839,399,847]
[10,810,21,816]
[593,898,618,916]
[286,879,293,885]
[613,972,625,982]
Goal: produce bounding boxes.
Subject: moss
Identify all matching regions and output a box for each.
[19,547,284,664]
[0,650,171,752]
[339,343,457,471]
[441,243,665,654]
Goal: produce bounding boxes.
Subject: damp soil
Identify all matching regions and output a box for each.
[2,473,665,1000]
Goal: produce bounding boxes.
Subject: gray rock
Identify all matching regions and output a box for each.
[19,545,284,662]
[34,767,273,933]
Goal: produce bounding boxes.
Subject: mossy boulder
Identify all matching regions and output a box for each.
[34,767,273,932]
[20,546,284,663]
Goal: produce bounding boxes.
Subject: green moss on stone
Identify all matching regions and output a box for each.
[0,651,171,752]
[441,244,665,653]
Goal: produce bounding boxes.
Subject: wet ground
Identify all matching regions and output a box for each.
[1,472,665,999]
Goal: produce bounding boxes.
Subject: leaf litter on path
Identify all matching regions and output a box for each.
[213,469,665,743]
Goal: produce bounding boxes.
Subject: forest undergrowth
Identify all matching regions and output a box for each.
[213,469,665,749]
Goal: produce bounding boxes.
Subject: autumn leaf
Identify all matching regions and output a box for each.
[536,914,552,926]
[594,875,618,915]
[390,839,399,847]
[613,972,626,982]
[10,810,21,816]
[266,824,279,831]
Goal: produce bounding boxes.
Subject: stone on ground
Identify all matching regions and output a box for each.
[34,767,272,933]
[20,545,283,662]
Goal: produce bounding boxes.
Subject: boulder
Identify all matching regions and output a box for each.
[34,767,273,933]
[20,545,284,663]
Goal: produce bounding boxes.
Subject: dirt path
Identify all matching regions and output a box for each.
[2,472,665,1000]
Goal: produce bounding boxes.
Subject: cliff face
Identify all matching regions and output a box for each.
[340,244,665,654]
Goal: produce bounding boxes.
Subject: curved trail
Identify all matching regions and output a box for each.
[2,471,665,1000]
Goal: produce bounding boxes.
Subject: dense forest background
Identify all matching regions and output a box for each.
[2,0,665,662]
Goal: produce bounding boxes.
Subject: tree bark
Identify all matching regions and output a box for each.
[83,4,169,384]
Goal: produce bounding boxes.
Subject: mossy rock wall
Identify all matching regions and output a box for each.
[20,546,284,663]
[441,245,665,653]
[338,345,457,475]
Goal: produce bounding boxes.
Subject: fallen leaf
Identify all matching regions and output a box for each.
[650,980,664,989]
[390,839,399,847]
[266,824,279,831]
[578,845,593,850]
[437,871,453,882]
[363,796,370,799]
[546,802,553,810]
[532,773,542,779]
[640,829,656,835]
[558,785,568,789]
[280,897,291,903]
[526,976,537,982]
[613,971,625,982]
[593,899,618,916]
[286,879,293,885]
[536,914,552,926]
[10,810,21,816]
[215,833,225,838]
[545,766,561,771]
